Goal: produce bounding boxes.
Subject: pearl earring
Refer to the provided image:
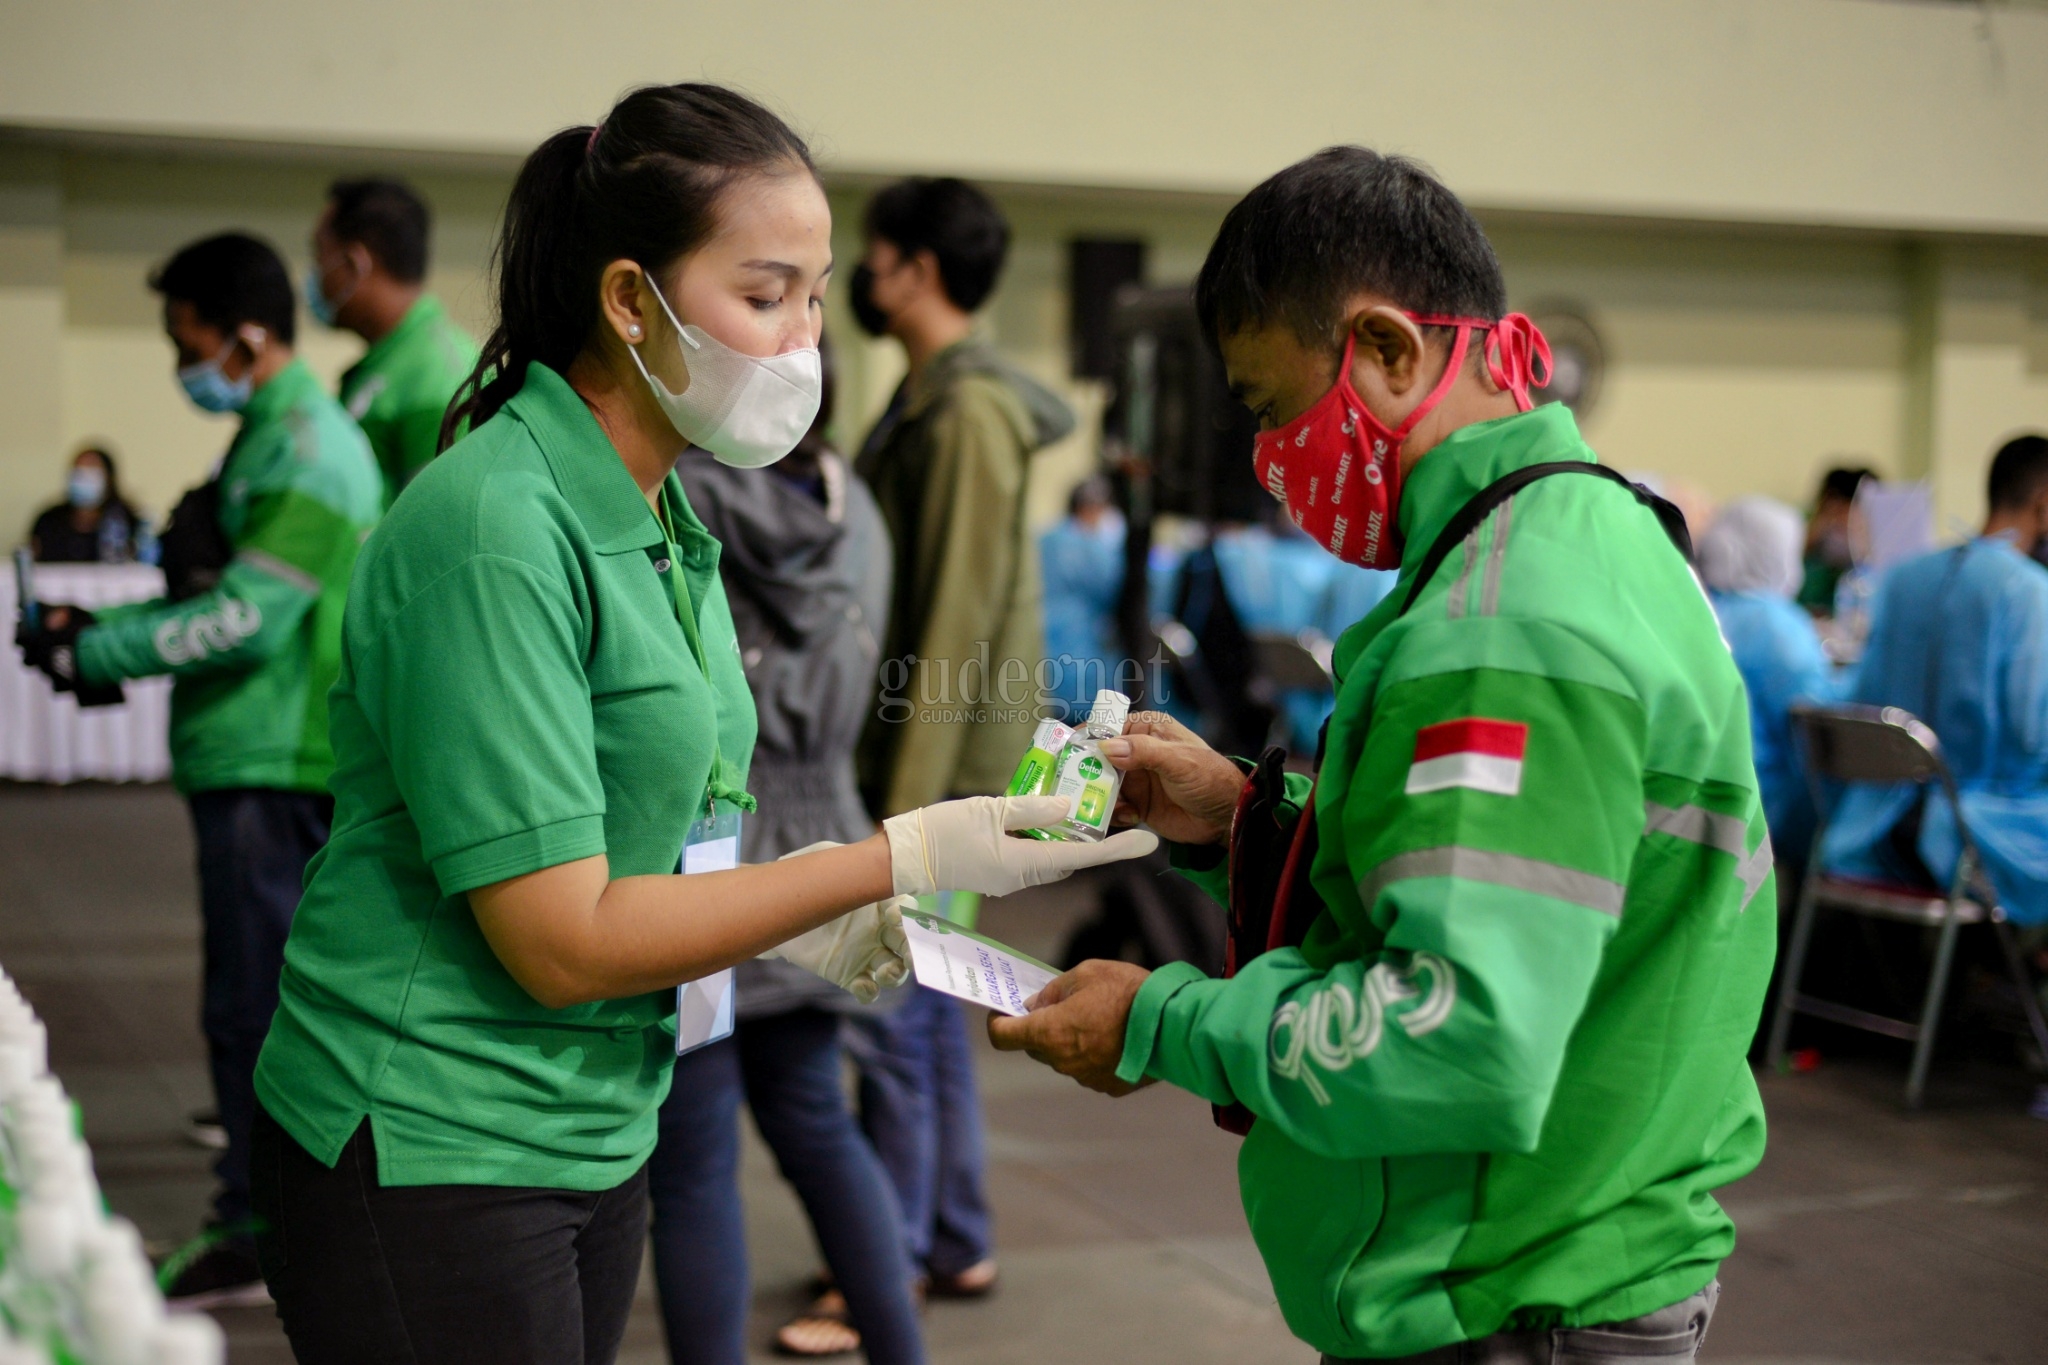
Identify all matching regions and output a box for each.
[628,325,641,337]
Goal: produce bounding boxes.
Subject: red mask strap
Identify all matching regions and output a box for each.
[1406,312,1554,413]
[1388,323,1474,443]
[1483,313,1552,412]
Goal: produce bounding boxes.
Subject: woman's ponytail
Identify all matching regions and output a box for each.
[440,126,594,450]
[439,86,815,453]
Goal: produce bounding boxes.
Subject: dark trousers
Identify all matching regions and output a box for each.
[649,1008,926,1365]
[252,1106,648,1365]
[188,787,331,1228]
[842,986,993,1276]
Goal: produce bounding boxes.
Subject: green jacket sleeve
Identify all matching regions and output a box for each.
[883,380,1029,814]
[74,483,354,684]
[1120,619,1647,1161]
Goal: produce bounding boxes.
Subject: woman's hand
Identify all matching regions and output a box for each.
[882,795,1159,898]
[760,842,913,1002]
[1099,711,1245,847]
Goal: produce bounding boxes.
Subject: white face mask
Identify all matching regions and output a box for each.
[627,270,822,469]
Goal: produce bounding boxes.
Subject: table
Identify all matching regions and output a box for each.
[0,562,172,783]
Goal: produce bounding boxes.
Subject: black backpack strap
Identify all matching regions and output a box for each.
[1396,462,1692,618]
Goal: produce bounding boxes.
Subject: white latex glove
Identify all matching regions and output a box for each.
[759,842,913,1003]
[883,795,1160,898]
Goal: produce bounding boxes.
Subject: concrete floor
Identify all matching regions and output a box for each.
[3,781,2045,1364]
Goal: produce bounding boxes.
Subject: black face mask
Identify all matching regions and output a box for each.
[848,263,892,338]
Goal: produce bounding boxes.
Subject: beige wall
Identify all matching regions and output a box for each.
[4,1,2047,233]
[8,139,2048,545]
[5,85,2047,544]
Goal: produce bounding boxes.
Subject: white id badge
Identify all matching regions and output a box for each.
[675,808,742,1056]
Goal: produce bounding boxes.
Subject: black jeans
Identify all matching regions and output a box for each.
[188,787,332,1228]
[252,1106,649,1365]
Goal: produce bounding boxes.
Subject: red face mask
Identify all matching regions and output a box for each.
[1252,313,1552,569]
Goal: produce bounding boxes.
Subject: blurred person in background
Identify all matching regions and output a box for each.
[653,332,927,1365]
[307,176,480,504]
[241,87,1147,1365]
[1798,464,1877,613]
[1822,434,2048,930]
[1698,496,1843,865]
[852,175,1076,815]
[1039,474,1126,720]
[848,175,1078,1302]
[28,445,144,563]
[14,231,382,1307]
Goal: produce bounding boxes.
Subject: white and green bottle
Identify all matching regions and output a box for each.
[1047,690,1131,842]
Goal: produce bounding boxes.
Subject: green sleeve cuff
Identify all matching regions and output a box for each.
[431,815,609,897]
[1116,960,1211,1086]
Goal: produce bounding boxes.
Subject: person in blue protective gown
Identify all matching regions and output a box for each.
[1822,434,2048,926]
[1209,519,1396,750]
[1039,476,1127,718]
[1699,497,1844,863]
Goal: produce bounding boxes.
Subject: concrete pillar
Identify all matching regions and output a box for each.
[0,148,64,548]
[1901,241,2047,536]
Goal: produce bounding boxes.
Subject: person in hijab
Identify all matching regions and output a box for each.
[1700,496,1843,862]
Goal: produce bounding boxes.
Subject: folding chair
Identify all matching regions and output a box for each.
[1766,703,2048,1109]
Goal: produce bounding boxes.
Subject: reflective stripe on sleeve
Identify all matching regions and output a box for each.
[1444,527,1482,620]
[236,549,323,596]
[1643,801,1774,910]
[1479,496,1514,617]
[1358,845,1626,919]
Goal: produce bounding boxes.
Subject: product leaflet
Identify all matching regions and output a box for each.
[901,912,1060,1017]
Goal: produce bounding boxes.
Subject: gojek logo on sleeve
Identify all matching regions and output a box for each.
[154,599,263,666]
[1268,953,1457,1105]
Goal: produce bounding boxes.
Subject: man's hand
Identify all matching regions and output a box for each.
[1100,710,1245,846]
[986,959,1153,1096]
[16,604,90,692]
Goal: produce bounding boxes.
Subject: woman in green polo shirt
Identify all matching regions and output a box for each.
[247,83,1155,1365]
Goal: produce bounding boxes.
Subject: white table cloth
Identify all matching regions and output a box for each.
[1,563,173,783]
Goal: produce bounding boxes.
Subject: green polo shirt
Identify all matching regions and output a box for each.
[339,295,480,504]
[254,361,757,1190]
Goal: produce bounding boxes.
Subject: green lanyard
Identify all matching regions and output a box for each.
[657,494,756,820]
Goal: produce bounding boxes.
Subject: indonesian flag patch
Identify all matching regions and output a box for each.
[1405,718,1528,797]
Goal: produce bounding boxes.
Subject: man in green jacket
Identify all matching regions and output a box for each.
[992,149,1772,1364]
[20,233,382,1306]
[307,177,479,504]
